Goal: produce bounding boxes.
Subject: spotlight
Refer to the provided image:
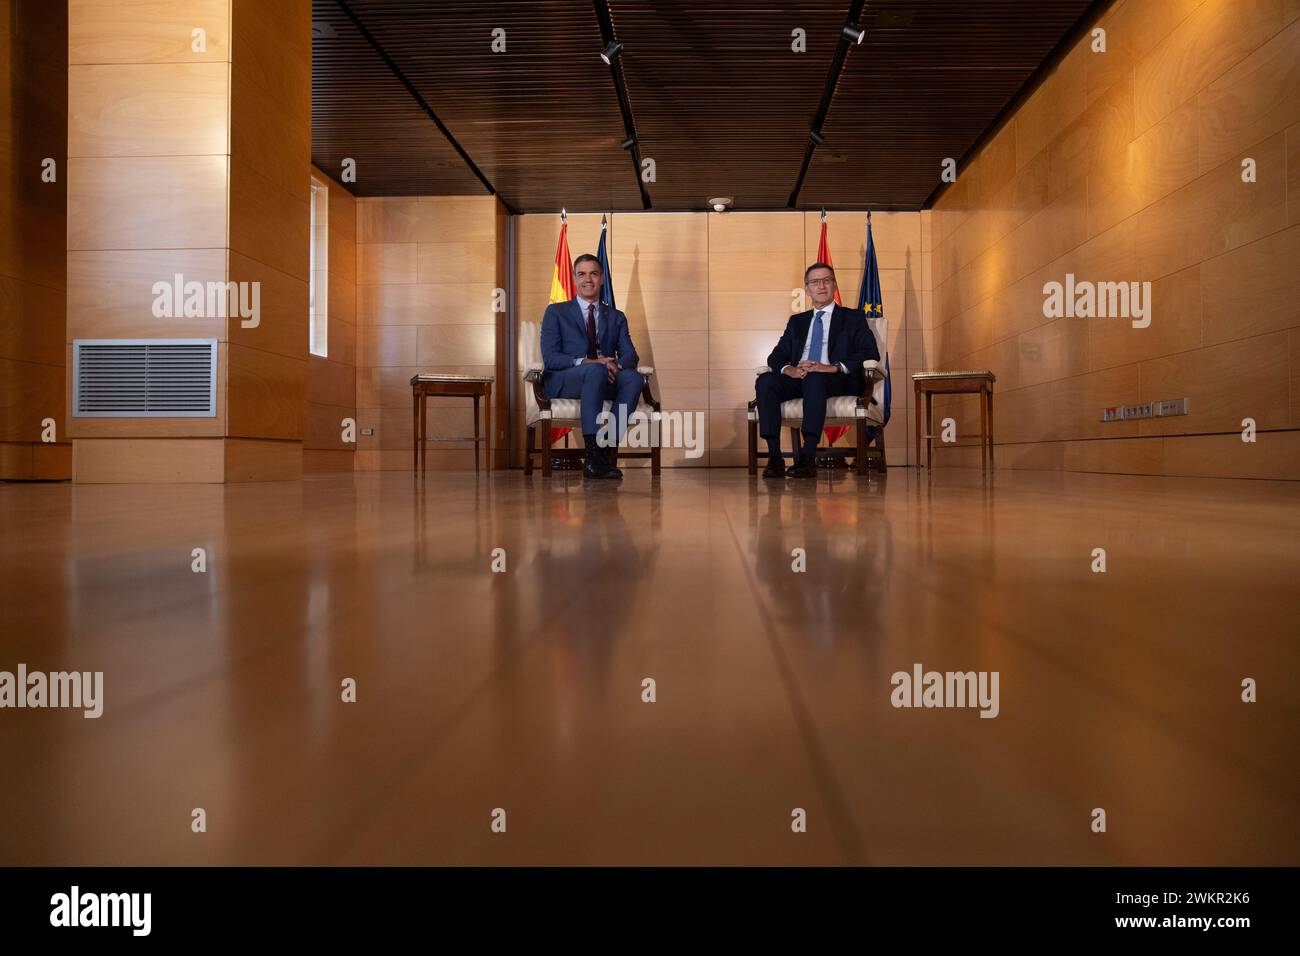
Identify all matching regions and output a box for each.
[708,196,733,213]
[842,24,866,45]
[620,136,636,150]
[810,129,824,146]
[601,42,623,64]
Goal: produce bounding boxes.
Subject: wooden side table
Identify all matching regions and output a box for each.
[912,371,996,470]
[409,374,494,474]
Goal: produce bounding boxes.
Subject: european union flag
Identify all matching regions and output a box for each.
[596,213,616,311]
[856,212,891,427]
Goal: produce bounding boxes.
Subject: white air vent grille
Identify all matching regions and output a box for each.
[73,339,217,418]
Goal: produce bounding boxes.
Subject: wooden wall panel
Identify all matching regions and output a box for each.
[73,438,225,483]
[1132,0,1288,134]
[609,213,709,466]
[67,63,229,157]
[230,38,309,203]
[65,249,228,341]
[929,0,1300,479]
[1,0,69,478]
[65,0,310,482]
[226,343,306,441]
[0,276,63,368]
[68,0,231,65]
[228,159,310,281]
[355,195,504,470]
[67,155,229,251]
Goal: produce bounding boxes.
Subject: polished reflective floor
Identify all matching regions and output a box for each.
[1,467,1297,865]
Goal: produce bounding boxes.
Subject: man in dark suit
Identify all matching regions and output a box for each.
[754,262,879,478]
[540,254,644,480]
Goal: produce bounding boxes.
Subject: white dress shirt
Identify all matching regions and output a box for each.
[572,295,602,365]
[781,302,849,374]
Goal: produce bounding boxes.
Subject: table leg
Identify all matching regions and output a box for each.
[986,388,994,469]
[925,392,933,468]
[412,389,419,472]
[420,391,428,475]
[473,394,480,474]
[979,386,989,470]
[485,384,493,473]
[914,385,922,468]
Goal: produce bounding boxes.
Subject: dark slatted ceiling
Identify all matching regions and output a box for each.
[311,2,488,195]
[607,0,846,209]
[311,0,1101,211]
[802,0,1096,208]
[317,0,644,210]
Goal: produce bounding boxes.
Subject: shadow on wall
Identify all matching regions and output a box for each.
[904,246,924,376]
[621,247,658,375]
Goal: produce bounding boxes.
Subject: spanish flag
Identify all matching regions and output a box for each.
[817,210,847,446]
[815,210,843,306]
[548,215,575,304]
[547,215,576,446]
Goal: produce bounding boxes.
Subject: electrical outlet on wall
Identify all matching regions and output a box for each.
[1100,398,1189,422]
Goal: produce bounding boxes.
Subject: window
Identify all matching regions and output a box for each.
[309,178,329,357]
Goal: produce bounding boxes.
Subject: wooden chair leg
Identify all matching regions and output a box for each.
[856,421,868,475]
[747,418,757,474]
[651,434,661,475]
[875,425,888,471]
[541,419,552,477]
[789,426,802,459]
[525,425,535,476]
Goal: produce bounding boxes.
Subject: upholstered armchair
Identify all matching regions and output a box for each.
[746,312,890,475]
[520,319,661,476]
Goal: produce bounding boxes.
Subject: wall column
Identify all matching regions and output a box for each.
[66,0,310,482]
[0,1,69,479]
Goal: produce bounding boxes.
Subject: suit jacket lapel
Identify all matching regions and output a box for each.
[827,307,843,362]
[600,305,613,355]
[570,300,586,342]
[794,310,812,363]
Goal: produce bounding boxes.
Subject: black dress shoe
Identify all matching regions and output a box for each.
[600,446,623,479]
[788,456,817,478]
[762,459,787,478]
[584,452,621,479]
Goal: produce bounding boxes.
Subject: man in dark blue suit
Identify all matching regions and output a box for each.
[540,254,644,480]
[754,262,879,479]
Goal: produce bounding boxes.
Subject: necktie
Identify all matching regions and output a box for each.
[585,303,598,360]
[809,310,825,365]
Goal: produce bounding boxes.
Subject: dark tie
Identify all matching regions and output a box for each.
[585,303,598,359]
[809,310,825,364]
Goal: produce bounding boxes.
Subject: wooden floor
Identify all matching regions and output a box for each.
[0,467,1296,866]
